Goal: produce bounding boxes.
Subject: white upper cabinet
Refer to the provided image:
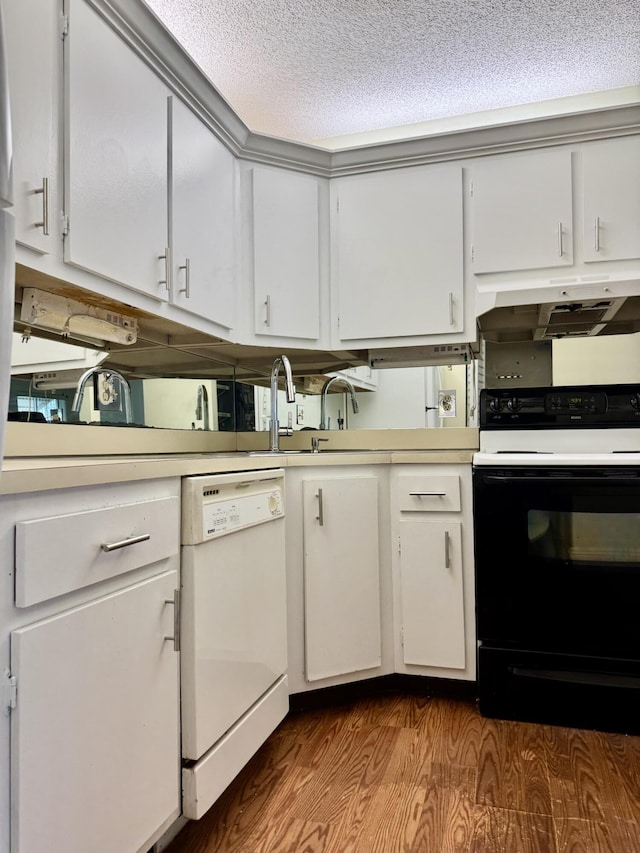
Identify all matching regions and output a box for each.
[4,0,60,253]
[582,136,640,263]
[332,163,464,344]
[251,166,322,341]
[65,0,169,300]
[470,147,573,274]
[170,97,236,329]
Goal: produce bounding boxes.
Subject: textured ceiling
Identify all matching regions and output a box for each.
[144,0,640,145]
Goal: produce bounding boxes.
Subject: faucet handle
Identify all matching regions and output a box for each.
[311,437,330,453]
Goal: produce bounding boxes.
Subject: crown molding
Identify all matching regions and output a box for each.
[93,1,640,176]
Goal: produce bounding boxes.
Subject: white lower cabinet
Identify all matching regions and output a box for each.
[283,467,392,694]
[0,479,181,853]
[302,475,382,681]
[391,465,476,681]
[398,520,465,669]
[11,571,180,853]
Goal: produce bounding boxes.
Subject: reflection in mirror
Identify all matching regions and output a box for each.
[9,332,244,430]
[10,332,471,431]
[251,365,469,431]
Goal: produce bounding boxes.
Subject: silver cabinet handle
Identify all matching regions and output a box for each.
[316,488,324,526]
[448,292,454,326]
[557,222,563,257]
[158,247,171,292]
[444,529,451,569]
[33,177,49,235]
[594,216,600,253]
[265,295,271,327]
[409,492,446,497]
[179,257,191,297]
[100,533,151,552]
[164,588,180,652]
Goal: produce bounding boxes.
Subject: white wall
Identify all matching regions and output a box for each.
[552,332,640,385]
[142,379,219,430]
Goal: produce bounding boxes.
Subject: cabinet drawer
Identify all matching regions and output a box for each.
[397,476,460,512]
[15,496,180,607]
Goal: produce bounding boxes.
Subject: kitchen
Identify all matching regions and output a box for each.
[1,1,640,851]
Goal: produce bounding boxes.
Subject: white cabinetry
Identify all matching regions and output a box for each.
[582,136,640,263]
[302,475,381,681]
[170,96,236,329]
[251,166,322,341]
[0,479,181,853]
[470,147,573,273]
[4,0,60,254]
[391,465,476,680]
[65,0,169,300]
[332,163,464,345]
[11,572,179,853]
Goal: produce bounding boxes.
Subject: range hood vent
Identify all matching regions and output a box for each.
[369,343,475,369]
[534,297,625,340]
[479,294,640,344]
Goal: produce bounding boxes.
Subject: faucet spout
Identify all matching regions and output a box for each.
[319,376,359,430]
[72,368,133,424]
[270,355,295,452]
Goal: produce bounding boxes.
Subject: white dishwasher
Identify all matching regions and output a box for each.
[180,469,288,819]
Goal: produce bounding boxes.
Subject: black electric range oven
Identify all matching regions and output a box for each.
[473,383,640,734]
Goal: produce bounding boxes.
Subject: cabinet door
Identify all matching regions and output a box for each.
[171,97,236,328]
[10,571,180,853]
[65,0,168,299]
[582,136,640,263]
[4,0,59,253]
[252,167,321,340]
[302,477,381,681]
[399,520,465,669]
[471,148,573,273]
[334,164,463,341]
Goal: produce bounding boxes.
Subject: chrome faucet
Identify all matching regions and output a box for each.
[72,367,133,424]
[319,376,359,430]
[270,355,296,451]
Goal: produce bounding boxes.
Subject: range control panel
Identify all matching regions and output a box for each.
[481,383,640,429]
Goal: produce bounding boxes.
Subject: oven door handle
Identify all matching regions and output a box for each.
[482,474,639,485]
[509,666,640,689]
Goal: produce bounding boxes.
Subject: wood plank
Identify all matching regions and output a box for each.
[165,696,640,853]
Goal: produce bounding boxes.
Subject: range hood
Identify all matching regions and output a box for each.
[477,275,640,343]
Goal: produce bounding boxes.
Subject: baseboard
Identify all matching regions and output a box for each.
[289,673,478,712]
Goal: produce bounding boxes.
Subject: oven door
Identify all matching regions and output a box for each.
[474,465,640,659]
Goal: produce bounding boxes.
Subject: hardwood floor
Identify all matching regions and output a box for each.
[165,692,640,852]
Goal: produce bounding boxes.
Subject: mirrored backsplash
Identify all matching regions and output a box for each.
[10,332,470,431]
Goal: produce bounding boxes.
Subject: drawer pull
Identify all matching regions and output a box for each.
[409,492,446,497]
[100,533,151,552]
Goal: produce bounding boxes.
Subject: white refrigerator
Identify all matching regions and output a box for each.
[0,0,14,466]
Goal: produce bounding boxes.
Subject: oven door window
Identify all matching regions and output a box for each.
[529,509,640,566]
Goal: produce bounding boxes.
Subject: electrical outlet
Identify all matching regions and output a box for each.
[438,389,456,418]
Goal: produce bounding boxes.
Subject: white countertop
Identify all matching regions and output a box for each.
[1,448,476,494]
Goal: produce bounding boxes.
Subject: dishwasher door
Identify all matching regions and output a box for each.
[180,469,287,763]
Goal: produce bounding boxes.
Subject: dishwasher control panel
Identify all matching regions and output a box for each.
[202,488,283,539]
[182,470,285,544]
